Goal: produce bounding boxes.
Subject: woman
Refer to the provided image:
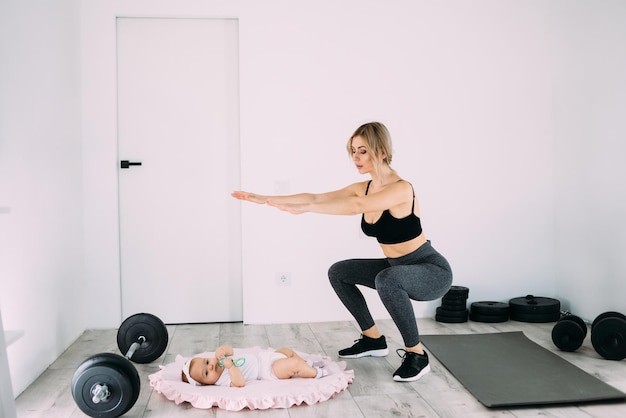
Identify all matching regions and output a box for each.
[231,122,453,382]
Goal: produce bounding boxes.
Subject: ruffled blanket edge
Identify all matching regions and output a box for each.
[149,348,354,411]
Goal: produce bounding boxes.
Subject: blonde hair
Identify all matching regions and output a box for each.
[347,122,393,165]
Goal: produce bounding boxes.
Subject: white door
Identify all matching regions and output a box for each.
[116,18,242,324]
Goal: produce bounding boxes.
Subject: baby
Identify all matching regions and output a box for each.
[181,345,327,387]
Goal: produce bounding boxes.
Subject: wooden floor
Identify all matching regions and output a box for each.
[15,317,626,417]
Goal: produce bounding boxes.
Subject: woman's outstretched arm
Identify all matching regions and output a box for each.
[232,182,362,207]
[236,180,414,216]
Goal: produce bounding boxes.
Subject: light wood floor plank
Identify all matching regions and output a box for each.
[14,318,626,417]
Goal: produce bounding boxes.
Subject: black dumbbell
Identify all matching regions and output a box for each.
[552,314,588,352]
[71,313,168,417]
[591,311,626,361]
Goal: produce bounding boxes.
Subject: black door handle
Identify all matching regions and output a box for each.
[120,160,142,169]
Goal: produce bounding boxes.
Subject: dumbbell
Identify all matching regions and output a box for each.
[71,313,168,418]
[552,314,588,352]
[591,311,626,361]
[552,311,626,361]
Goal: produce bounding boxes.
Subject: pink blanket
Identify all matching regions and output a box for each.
[149,347,354,411]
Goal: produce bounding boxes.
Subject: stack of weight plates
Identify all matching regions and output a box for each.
[469,301,510,323]
[509,295,561,323]
[435,286,469,323]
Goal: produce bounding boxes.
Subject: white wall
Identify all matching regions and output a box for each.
[0,0,83,397]
[240,0,557,322]
[552,0,626,321]
[2,0,625,398]
[81,0,556,327]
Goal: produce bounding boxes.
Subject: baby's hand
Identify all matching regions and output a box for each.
[215,348,226,360]
[215,345,233,360]
[222,357,235,369]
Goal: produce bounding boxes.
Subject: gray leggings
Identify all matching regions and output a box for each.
[328,241,452,347]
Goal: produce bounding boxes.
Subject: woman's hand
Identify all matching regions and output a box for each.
[231,191,307,214]
[267,201,307,215]
[231,191,267,205]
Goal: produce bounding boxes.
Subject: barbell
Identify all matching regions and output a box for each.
[71,313,168,417]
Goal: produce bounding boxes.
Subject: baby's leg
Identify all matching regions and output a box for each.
[272,356,318,379]
[274,348,298,359]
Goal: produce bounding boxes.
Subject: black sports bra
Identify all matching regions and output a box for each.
[360,180,423,245]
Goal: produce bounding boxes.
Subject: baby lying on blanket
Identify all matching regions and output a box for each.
[182,345,327,387]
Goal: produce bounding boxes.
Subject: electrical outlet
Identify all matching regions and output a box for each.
[275,272,291,286]
[274,180,290,194]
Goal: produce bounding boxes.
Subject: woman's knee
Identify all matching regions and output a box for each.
[328,260,350,284]
[328,260,346,276]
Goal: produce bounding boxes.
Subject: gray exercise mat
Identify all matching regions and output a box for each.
[421,331,626,408]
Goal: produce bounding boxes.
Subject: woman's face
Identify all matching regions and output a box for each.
[190,357,223,385]
[351,135,375,175]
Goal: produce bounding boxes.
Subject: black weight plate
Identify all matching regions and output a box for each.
[435,313,468,323]
[436,307,470,318]
[469,312,509,323]
[441,295,467,304]
[470,301,510,316]
[441,298,467,306]
[439,302,468,311]
[441,299,467,308]
[560,315,588,338]
[510,310,561,323]
[448,285,469,294]
[592,311,626,331]
[71,353,140,418]
[444,286,469,298]
[509,295,560,314]
[117,313,168,363]
[591,317,626,361]
[552,318,586,352]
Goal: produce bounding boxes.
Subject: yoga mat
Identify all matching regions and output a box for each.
[421,331,626,408]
